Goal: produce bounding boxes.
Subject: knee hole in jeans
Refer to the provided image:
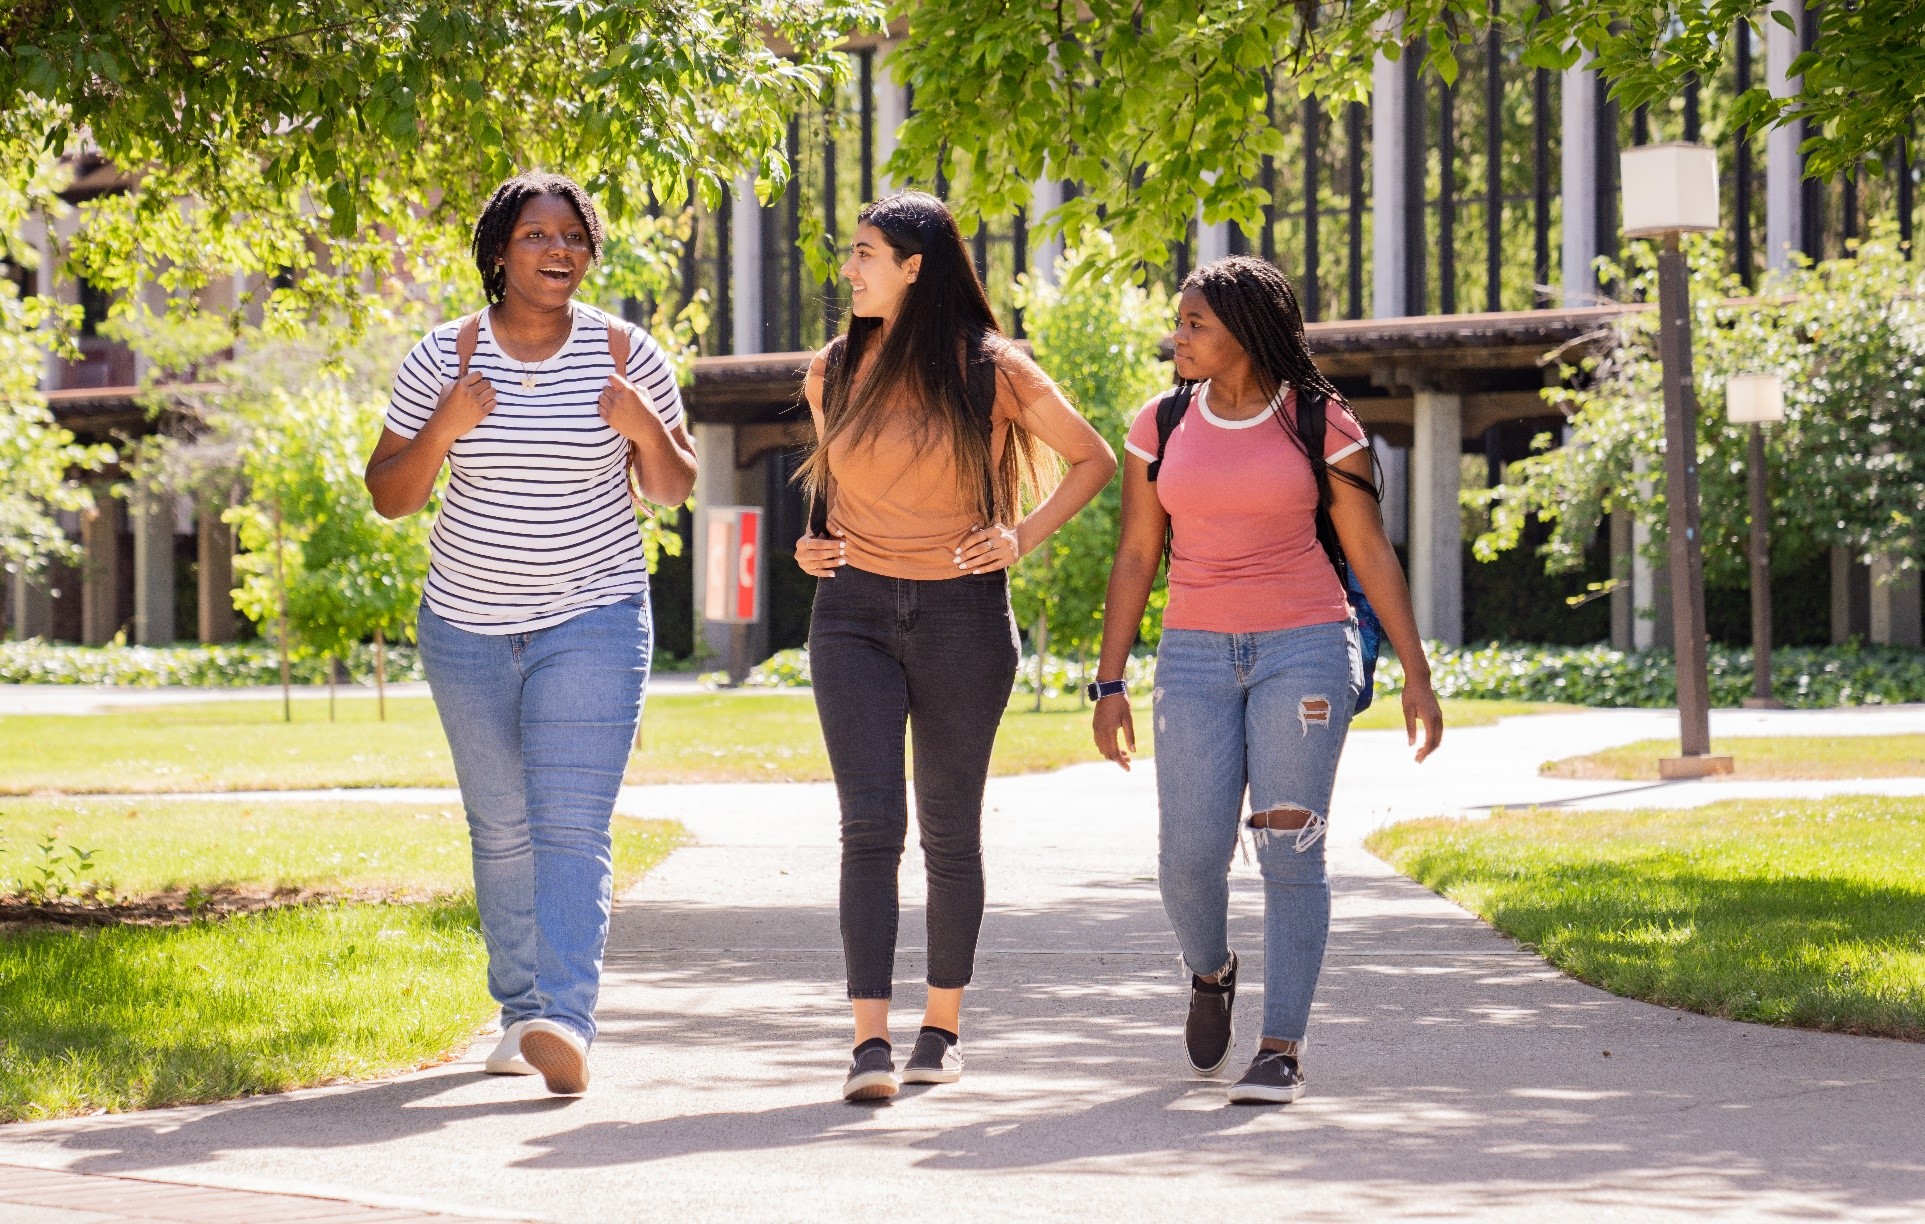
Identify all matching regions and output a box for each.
[1248,805,1327,853]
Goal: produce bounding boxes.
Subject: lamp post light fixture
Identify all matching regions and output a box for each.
[1622,143,1734,780]
[1726,373,1786,709]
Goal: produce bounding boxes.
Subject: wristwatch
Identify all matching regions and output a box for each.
[1086,678,1128,702]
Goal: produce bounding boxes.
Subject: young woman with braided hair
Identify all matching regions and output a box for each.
[797,191,1115,1100]
[366,171,696,1096]
[1091,256,1443,1103]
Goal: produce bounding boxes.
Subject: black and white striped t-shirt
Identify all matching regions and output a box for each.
[385,304,684,635]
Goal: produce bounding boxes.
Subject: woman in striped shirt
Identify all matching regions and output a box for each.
[365,172,696,1096]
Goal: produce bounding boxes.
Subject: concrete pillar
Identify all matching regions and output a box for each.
[1867,555,1919,646]
[8,572,54,640]
[80,493,122,645]
[1830,546,1871,643]
[26,213,58,389]
[1610,509,1634,649]
[730,173,764,358]
[875,42,909,195]
[1371,47,1409,318]
[1766,0,1805,271]
[1029,180,1065,285]
[691,423,737,661]
[1374,437,1409,548]
[1409,390,1464,645]
[131,487,176,645]
[1560,55,1599,306]
[197,503,236,643]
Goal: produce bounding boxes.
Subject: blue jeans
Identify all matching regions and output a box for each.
[1153,620,1361,1048]
[417,590,650,1045]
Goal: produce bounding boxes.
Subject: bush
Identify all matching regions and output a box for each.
[1376,641,1925,708]
[0,639,424,687]
[695,640,1925,709]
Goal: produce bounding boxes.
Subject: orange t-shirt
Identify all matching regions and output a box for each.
[804,341,1066,581]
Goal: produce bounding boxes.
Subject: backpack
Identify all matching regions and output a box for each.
[451,308,649,506]
[1146,383,1384,715]
[807,332,1002,537]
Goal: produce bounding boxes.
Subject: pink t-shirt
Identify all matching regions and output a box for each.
[1124,382,1368,634]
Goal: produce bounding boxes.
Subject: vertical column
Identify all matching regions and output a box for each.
[197,502,236,643]
[1374,436,1409,548]
[1437,77,1456,315]
[8,572,54,640]
[691,426,738,661]
[1030,179,1065,285]
[80,492,122,646]
[1301,96,1321,319]
[1560,55,1599,306]
[1610,510,1634,649]
[874,41,909,195]
[1735,23,1756,287]
[1346,101,1367,319]
[131,486,176,645]
[730,172,763,359]
[1371,47,1409,317]
[1766,0,1805,271]
[27,213,58,388]
[1532,67,1552,304]
[1868,557,1922,647]
[1195,202,1232,267]
[1409,390,1464,645]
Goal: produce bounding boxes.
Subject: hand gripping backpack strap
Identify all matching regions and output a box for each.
[603,316,649,508]
[452,311,482,381]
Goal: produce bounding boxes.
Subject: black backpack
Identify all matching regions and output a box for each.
[1145,383,1384,714]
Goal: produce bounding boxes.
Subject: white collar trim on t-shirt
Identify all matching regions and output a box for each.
[1196,380,1288,430]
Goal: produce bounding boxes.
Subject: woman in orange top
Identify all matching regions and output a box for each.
[796,191,1115,1101]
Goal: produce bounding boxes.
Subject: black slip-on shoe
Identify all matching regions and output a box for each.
[900,1030,963,1085]
[1226,1049,1306,1105]
[842,1040,899,1102]
[1184,951,1237,1077]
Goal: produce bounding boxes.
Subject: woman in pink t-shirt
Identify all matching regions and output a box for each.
[1090,256,1444,1104]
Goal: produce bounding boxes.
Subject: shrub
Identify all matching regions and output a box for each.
[726,641,1925,710]
[0,639,424,687]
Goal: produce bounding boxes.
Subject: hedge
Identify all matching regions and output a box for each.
[726,642,1925,709]
[0,640,424,687]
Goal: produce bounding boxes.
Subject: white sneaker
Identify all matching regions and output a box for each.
[518,1019,590,1095]
[483,1021,538,1076]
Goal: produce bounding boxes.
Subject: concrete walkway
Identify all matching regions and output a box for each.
[1,707,1922,1220]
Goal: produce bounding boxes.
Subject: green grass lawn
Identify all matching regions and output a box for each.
[0,800,682,1121]
[1,692,1572,795]
[1545,734,1925,781]
[1368,796,1925,1040]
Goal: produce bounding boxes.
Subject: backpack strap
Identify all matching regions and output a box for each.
[1297,388,1354,586]
[453,311,482,379]
[1144,382,1195,482]
[603,313,649,508]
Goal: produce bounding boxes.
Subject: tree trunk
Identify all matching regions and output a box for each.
[1032,611,1048,713]
[374,627,387,722]
[273,505,291,724]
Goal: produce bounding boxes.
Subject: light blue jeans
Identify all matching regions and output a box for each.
[417,591,650,1045]
[1153,620,1361,1048]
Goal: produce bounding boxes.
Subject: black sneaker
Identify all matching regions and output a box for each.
[1184,951,1236,1076]
[1226,1049,1306,1104]
[901,1029,963,1085]
[842,1039,899,1102]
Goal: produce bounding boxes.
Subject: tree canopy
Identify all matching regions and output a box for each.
[2,0,884,313]
[888,0,1924,271]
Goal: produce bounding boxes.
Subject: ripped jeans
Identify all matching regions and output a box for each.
[1153,620,1362,1048]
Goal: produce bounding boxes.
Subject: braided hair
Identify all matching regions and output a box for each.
[1181,255,1378,501]
[471,172,606,304]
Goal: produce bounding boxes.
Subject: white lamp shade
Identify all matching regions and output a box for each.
[1621,143,1721,236]
[1726,373,1785,424]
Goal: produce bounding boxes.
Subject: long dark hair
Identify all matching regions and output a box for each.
[800,191,1050,525]
[1181,256,1379,503]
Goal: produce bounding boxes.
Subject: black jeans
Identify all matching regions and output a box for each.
[809,564,1020,1000]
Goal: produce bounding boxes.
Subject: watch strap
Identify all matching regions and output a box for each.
[1086,678,1129,701]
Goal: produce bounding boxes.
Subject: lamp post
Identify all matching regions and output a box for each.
[1726,373,1786,709]
[1622,143,1734,779]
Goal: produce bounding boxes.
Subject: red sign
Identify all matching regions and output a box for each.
[703,506,762,625]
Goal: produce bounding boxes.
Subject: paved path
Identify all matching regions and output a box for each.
[0,675,781,715]
[1,707,1922,1220]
